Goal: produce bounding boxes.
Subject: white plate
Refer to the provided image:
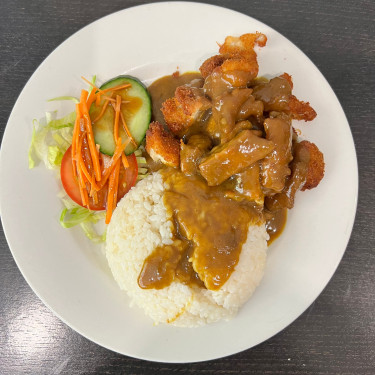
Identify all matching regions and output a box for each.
[0,2,358,363]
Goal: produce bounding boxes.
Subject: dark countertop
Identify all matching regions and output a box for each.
[0,1,374,374]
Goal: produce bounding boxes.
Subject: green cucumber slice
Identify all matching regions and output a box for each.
[90,76,151,155]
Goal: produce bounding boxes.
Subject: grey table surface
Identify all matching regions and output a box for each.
[0,0,374,374]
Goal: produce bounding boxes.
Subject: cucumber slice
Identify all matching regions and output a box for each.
[90,76,151,155]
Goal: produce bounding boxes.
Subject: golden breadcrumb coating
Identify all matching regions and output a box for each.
[199,55,227,78]
[162,86,210,137]
[199,32,267,84]
[288,95,317,122]
[299,140,325,190]
[279,72,293,89]
[175,86,211,117]
[219,32,267,57]
[145,121,180,168]
[161,98,194,137]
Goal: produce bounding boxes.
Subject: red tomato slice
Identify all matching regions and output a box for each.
[60,146,138,211]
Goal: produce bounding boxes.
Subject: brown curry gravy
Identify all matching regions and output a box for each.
[148,72,203,126]
[138,73,288,291]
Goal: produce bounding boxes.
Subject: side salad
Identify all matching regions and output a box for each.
[29,75,151,242]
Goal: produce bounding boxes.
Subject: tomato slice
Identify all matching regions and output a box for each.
[60,146,138,211]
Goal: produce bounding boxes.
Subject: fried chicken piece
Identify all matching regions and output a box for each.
[265,140,325,210]
[219,32,267,58]
[162,86,211,137]
[299,140,325,190]
[252,75,317,121]
[279,72,293,89]
[199,32,267,88]
[175,86,211,117]
[261,117,293,193]
[220,57,260,84]
[288,95,317,122]
[145,121,180,168]
[161,97,194,137]
[199,55,227,78]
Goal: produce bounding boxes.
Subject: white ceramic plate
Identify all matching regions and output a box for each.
[0,2,358,363]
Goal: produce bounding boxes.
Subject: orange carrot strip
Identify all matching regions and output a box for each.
[120,112,137,147]
[76,134,89,207]
[112,161,120,207]
[81,76,104,94]
[101,83,131,94]
[113,95,122,143]
[90,169,99,203]
[98,139,130,189]
[92,95,112,123]
[78,173,89,207]
[121,152,129,169]
[95,94,101,106]
[86,88,97,108]
[102,95,116,102]
[105,158,120,224]
[80,89,88,103]
[71,103,82,178]
[80,100,101,181]
[78,153,99,191]
[92,189,98,205]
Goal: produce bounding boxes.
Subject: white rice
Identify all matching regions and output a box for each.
[106,172,268,327]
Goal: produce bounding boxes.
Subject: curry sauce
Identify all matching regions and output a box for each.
[138,169,263,290]
[139,57,322,291]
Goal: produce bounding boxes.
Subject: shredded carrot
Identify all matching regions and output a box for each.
[98,139,130,189]
[76,134,89,207]
[102,95,116,102]
[121,152,129,169]
[80,97,101,181]
[80,89,88,103]
[90,169,99,203]
[101,83,131,94]
[105,158,120,224]
[71,103,82,178]
[120,112,137,147]
[82,175,91,210]
[78,173,89,206]
[113,95,122,143]
[95,94,101,107]
[92,97,111,123]
[81,76,104,94]
[78,153,99,191]
[112,161,120,208]
[86,88,97,108]
[76,132,98,188]
[92,189,98,205]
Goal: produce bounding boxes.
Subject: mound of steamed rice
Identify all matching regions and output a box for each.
[106,172,268,327]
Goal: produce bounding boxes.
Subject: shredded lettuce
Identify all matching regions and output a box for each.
[28,125,37,169]
[47,146,64,167]
[136,156,147,165]
[138,167,148,175]
[47,96,79,103]
[48,111,76,129]
[59,192,106,243]
[29,111,74,170]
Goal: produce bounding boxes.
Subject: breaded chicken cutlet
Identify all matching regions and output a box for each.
[145,121,180,168]
[161,86,211,137]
